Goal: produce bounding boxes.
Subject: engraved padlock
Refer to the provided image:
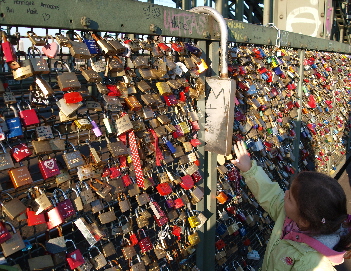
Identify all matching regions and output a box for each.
[54,60,81,91]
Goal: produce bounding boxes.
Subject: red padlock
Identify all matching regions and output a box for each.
[171,42,185,53]
[1,32,17,63]
[10,143,32,162]
[38,156,61,180]
[156,182,173,196]
[180,175,194,190]
[164,94,178,106]
[138,229,153,253]
[106,85,121,96]
[129,231,139,246]
[45,198,64,230]
[54,189,76,220]
[26,207,46,226]
[0,221,12,244]
[66,239,85,270]
[18,102,40,127]
[158,42,171,52]
[191,171,202,183]
[64,92,83,104]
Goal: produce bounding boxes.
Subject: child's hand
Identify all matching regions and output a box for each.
[232,141,252,172]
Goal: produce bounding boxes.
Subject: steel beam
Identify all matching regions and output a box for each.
[0,0,351,53]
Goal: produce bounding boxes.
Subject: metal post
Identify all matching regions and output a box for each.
[235,0,244,21]
[202,40,220,271]
[248,4,253,23]
[216,0,228,18]
[195,39,207,271]
[292,49,305,172]
[182,0,192,10]
[147,0,154,3]
[263,0,273,25]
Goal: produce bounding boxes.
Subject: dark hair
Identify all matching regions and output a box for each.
[291,171,351,251]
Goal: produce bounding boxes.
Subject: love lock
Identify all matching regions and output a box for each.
[247,250,260,260]
[190,6,236,156]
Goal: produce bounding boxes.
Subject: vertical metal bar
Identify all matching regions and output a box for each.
[147,0,154,3]
[215,0,228,18]
[202,40,220,271]
[182,0,191,10]
[235,0,244,21]
[248,4,253,23]
[292,49,305,172]
[263,0,272,25]
[196,39,207,271]
[192,0,197,8]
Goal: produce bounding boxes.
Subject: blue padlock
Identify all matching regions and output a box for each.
[162,136,176,154]
[216,222,227,236]
[238,222,247,236]
[6,105,23,138]
[84,35,101,55]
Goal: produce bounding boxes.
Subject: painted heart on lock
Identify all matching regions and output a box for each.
[44,159,55,169]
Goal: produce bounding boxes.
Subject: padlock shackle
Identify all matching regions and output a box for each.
[189,6,228,78]
[4,221,16,233]
[53,188,68,202]
[66,30,83,43]
[27,46,42,58]
[88,245,101,258]
[54,60,72,73]
[65,239,77,250]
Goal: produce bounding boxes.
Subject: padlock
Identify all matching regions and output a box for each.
[67,31,91,59]
[45,197,64,230]
[83,32,101,55]
[42,35,59,58]
[0,221,12,244]
[0,222,25,257]
[88,245,108,270]
[27,47,50,75]
[120,237,137,260]
[56,96,83,117]
[12,54,35,80]
[0,143,15,171]
[1,31,17,64]
[187,209,200,228]
[33,76,53,99]
[86,113,102,137]
[105,36,126,54]
[17,101,39,127]
[188,229,200,246]
[48,128,66,152]
[54,188,76,220]
[27,31,46,46]
[115,114,133,136]
[3,90,17,105]
[38,155,60,179]
[5,105,23,138]
[80,66,102,83]
[63,142,85,169]
[63,91,83,104]
[65,239,85,270]
[0,192,26,220]
[9,162,33,188]
[30,187,52,215]
[35,122,54,141]
[74,217,99,246]
[138,229,153,253]
[27,243,54,271]
[89,178,112,198]
[55,32,72,47]
[91,32,116,56]
[98,205,117,224]
[129,254,146,271]
[55,61,81,91]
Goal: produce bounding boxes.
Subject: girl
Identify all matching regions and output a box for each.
[233,141,351,270]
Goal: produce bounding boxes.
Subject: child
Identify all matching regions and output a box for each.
[233,141,351,270]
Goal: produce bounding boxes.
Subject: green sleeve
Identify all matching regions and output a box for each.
[241,160,285,221]
[292,252,335,271]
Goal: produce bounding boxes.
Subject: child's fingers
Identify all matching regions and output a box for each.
[238,140,247,154]
[233,143,240,157]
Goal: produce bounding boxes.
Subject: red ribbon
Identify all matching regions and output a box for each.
[128,130,144,188]
[149,128,164,167]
